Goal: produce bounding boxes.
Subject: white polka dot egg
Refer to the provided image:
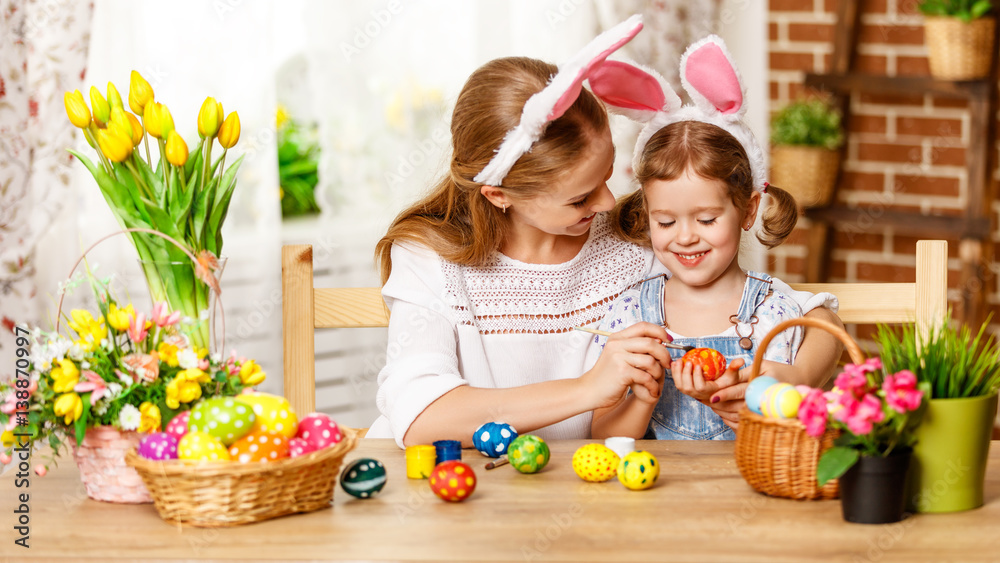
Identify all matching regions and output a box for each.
[188,397,256,446]
[178,431,232,462]
[295,412,342,451]
[234,392,299,439]
[228,430,290,463]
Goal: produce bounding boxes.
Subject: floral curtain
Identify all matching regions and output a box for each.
[0,0,93,381]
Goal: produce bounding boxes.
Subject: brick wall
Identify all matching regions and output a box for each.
[767,0,998,341]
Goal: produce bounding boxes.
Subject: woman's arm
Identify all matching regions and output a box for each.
[591,392,659,439]
[403,323,671,446]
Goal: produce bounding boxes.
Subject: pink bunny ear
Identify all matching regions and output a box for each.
[589,60,681,123]
[680,35,744,115]
[548,18,644,120]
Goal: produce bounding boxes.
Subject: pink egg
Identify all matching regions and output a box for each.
[139,432,179,460]
[288,437,314,458]
[165,410,191,441]
[295,413,343,451]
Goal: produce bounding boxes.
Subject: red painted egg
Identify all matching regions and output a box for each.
[165,410,190,441]
[295,412,343,450]
[429,460,477,502]
[681,348,728,381]
[288,437,314,458]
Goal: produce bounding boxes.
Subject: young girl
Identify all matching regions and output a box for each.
[585,36,828,440]
[369,20,842,448]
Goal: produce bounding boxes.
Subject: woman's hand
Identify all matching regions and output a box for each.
[582,322,672,409]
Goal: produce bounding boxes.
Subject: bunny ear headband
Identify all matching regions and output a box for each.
[473,14,643,186]
[588,34,768,194]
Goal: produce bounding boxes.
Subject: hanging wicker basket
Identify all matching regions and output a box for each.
[734,317,866,500]
[924,16,996,81]
[770,145,841,209]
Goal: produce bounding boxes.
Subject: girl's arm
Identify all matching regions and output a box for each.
[402,323,671,447]
[591,390,659,439]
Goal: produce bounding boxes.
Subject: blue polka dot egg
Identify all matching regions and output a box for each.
[340,458,387,499]
[472,422,518,458]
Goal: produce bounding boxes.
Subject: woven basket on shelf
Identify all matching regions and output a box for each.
[924,16,995,81]
[126,426,358,527]
[734,317,866,500]
[770,145,840,209]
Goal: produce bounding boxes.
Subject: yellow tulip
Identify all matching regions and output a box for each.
[50,359,80,394]
[143,102,161,138]
[128,70,154,114]
[197,96,223,138]
[165,130,188,166]
[217,111,240,149]
[1,430,14,448]
[107,302,135,332]
[63,90,91,128]
[125,112,144,147]
[165,369,207,409]
[108,107,133,140]
[138,402,161,433]
[158,104,175,139]
[54,393,83,425]
[107,82,124,111]
[238,359,266,386]
[96,127,133,163]
[157,341,180,367]
[89,86,110,127]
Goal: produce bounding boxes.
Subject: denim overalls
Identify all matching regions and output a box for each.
[635,272,774,440]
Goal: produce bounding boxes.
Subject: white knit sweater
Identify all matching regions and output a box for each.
[367,213,835,446]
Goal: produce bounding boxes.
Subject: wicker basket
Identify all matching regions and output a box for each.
[924,16,995,81]
[126,426,358,527]
[72,426,153,504]
[734,317,866,500]
[770,145,841,209]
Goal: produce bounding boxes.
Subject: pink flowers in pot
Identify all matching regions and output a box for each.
[799,358,926,486]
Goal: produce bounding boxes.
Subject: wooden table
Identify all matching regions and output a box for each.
[3,439,1000,561]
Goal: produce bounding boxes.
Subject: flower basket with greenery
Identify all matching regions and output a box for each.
[769,99,844,208]
[917,0,996,80]
[63,71,243,350]
[276,106,321,218]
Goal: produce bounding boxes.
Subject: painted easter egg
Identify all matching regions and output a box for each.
[572,443,620,482]
[507,435,550,474]
[745,375,780,414]
[340,458,387,499]
[189,397,255,446]
[228,431,290,463]
[681,348,728,381]
[617,450,659,491]
[296,412,342,451]
[235,392,299,438]
[760,383,802,418]
[429,460,477,502]
[288,437,314,458]
[178,431,232,462]
[138,432,178,461]
[472,422,518,458]
[165,410,190,441]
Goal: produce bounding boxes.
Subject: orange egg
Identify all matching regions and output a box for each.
[228,431,290,463]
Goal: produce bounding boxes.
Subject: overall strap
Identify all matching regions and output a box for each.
[734,271,773,323]
[636,274,667,326]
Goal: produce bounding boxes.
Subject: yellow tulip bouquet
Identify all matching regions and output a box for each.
[63,71,243,350]
[0,272,266,470]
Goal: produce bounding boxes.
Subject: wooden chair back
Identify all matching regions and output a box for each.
[281,241,949,416]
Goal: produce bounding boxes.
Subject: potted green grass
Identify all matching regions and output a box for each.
[874,318,1000,513]
[918,0,995,80]
[769,99,844,209]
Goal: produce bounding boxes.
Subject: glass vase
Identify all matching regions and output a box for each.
[137,257,227,353]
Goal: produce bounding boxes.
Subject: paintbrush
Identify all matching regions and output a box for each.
[573,326,695,352]
[485,455,509,470]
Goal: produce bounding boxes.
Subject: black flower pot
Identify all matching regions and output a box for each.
[839,449,912,524]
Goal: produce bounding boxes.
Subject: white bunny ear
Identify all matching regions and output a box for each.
[679,35,745,117]
[589,60,681,123]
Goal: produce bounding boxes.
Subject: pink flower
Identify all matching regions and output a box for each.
[834,358,882,398]
[1,379,37,414]
[834,392,886,436]
[122,352,160,383]
[74,370,108,406]
[883,369,923,413]
[151,302,181,328]
[797,388,829,437]
[127,312,149,343]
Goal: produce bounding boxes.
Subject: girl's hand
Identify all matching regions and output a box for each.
[671,357,746,403]
[583,323,671,408]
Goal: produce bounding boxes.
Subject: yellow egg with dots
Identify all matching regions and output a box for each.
[760,383,802,418]
[617,450,659,491]
[234,392,299,439]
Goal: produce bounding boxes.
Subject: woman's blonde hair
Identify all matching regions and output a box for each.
[611,120,797,249]
[375,57,609,284]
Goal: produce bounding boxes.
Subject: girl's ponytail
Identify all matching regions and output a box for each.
[756,185,798,249]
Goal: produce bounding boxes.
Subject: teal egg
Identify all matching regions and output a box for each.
[746,376,780,415]
[340,458,387,499]
[189,397,256,446]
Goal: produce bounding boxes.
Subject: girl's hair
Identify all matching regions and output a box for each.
[611,120,797,249]
[375,57,610,284]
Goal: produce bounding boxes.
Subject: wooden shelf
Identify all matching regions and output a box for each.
[804,206,991,239]
[804,72,994,99]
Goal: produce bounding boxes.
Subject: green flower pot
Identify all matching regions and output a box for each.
[907,393,998,513]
